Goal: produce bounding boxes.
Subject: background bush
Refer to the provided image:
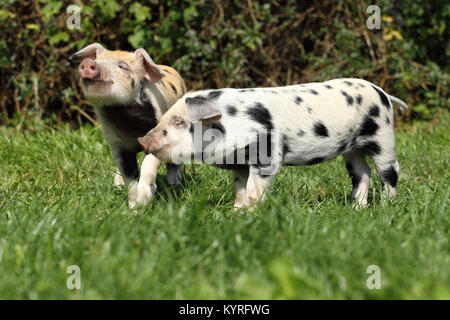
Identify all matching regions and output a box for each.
[0,0,448,128]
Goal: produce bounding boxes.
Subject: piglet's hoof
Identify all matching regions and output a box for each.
[127,181,138,209]
[114,171,125,188]
[167,170,182,186]
[135,181,157,207]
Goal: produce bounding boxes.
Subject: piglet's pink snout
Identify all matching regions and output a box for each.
[78,58,99,79]
[138,135,155,154]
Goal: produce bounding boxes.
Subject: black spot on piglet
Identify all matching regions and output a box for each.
[211,122,226,135]
[359,116,379,136]
[382,166,398,187]
[356,94,363,105]
[360,141,381,156]
[246,103,273,131]
[307,157,324,165]
[226,105,237,116]
[313,122,329,137]
[341,90,354,106]
[208,90,223,100]
[385,116,391,125]
[368,105,380,118]
[294,96,303,104]
[371,85,390,110]
[281,134,291,156]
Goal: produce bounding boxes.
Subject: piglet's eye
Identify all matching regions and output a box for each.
[175,120,184,126]
[118,63,130,71]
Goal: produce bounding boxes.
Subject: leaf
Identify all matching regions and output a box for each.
[48,32,70,46]
[128,29,146,49]
[26,24,40,30]
[96,0,121,19]
[41,1,63,22]
[183,5,198,21]
[384,30,404,41]
[130,2,151,22]
[0,9,16,20]
[382,15,393,23]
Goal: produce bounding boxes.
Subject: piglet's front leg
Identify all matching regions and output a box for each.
[135,154,161,208]
[166,163,182,186]
[113,168,125,187]
[111,147,140,208]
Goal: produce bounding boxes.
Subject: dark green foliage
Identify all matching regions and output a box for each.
[0,0,448,127]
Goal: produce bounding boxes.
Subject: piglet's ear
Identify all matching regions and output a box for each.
[134,48,164,83]
[69,43,106,62]
[186,97,222,123]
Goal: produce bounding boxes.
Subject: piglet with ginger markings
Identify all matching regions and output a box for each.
[70,43,186,208]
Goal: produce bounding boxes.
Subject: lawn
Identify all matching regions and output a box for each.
[0,112,448,299]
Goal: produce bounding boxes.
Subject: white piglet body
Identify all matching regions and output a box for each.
[215,79,399,165]
[139,78,408,208]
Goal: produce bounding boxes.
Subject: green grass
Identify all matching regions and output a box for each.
[0,113,449,299]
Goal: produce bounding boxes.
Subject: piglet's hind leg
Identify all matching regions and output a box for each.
[233,169,249,210]
[246,166,277,207]
[343,150,371,208]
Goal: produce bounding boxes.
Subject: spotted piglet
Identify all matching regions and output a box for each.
[138,79,408,209]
